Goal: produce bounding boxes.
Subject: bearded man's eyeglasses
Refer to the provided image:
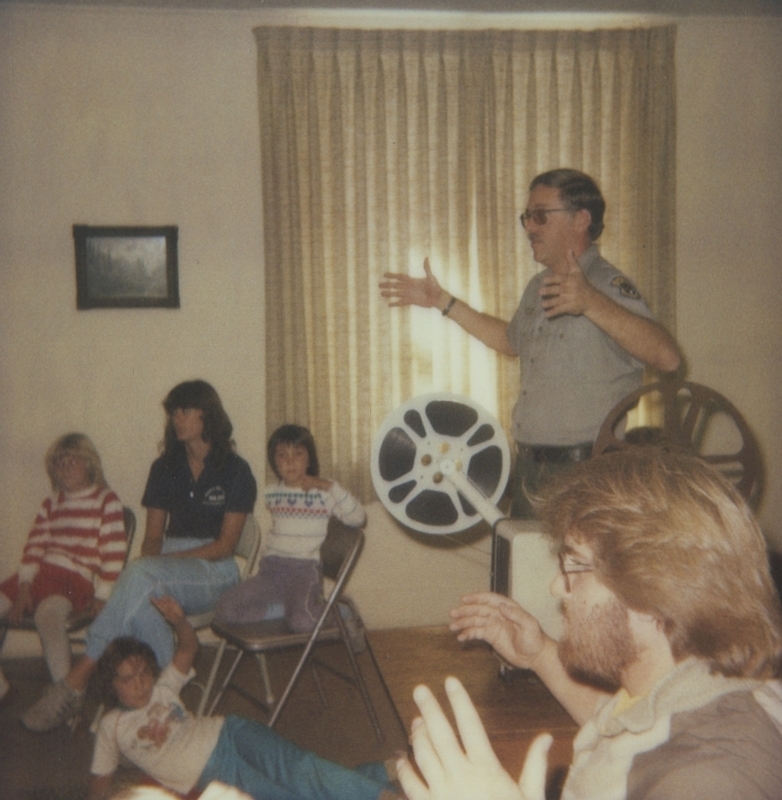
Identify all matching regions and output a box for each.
[558,551,595,592]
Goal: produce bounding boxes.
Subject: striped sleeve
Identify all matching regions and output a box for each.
[17,498,56,584]
[94,491,128,600]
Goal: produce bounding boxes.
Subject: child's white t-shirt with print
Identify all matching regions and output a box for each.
[91,664,224,795]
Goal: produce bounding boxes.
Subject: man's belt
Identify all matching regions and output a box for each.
[518,443,593,464]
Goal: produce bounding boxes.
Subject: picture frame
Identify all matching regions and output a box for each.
[73,225,179,309]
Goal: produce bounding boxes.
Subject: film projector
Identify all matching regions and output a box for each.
[371,392,563,639]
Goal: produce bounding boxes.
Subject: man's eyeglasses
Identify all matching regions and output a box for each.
[558,551,595,592]
[519,208,571,228]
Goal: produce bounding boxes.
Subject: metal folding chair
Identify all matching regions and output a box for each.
[203,519,384,741]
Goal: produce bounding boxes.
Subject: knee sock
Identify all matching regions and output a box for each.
[34,595,74,683]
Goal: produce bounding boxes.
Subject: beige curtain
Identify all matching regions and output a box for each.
[257,26,676,500]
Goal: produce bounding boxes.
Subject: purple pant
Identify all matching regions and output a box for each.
[215,555,324,633]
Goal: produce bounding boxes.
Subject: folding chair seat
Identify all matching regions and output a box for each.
[0,506,137,657]
[202,519,384,742]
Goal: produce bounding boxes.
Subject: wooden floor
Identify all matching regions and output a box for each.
[0,627,578,800]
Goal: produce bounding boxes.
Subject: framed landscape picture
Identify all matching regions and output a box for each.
[74,225,179,309]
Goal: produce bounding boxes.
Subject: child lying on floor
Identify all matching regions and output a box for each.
[87,596,401,800]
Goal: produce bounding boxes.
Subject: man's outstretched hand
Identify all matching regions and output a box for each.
[379,258,446,310]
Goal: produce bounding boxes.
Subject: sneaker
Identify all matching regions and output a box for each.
[337,599,367,653]
[20,678,84,732]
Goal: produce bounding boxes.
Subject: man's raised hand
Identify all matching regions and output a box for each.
[539,249,592,318]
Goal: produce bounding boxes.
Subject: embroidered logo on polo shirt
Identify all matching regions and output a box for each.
[204,486,226,506]
[611,276,641,299]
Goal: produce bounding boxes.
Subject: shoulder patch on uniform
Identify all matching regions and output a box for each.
[611,275,641,300]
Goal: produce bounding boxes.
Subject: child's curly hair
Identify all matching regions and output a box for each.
[92,637,161,709]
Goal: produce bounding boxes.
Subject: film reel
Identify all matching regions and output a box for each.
[371,393,511,534]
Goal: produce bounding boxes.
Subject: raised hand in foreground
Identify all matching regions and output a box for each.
[397,675,552,800]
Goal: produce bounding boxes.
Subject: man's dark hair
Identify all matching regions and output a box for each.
[530,169,606,240]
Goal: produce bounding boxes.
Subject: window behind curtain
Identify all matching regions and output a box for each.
[257,26,676,501]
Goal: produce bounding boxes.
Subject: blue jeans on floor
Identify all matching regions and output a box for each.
[85,538,239,666]
[198,715,393,800]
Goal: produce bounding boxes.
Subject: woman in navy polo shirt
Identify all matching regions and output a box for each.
[21,380,258,732]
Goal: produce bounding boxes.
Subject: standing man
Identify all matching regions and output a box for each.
[379,169,681,517]
[397,448,782,800]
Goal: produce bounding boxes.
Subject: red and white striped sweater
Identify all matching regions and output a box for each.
[18,485,127,601]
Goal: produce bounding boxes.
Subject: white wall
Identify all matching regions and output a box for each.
[676,18,782,548]
[1,5,780,657]
[0,4,269,539]
[0,4,272,654]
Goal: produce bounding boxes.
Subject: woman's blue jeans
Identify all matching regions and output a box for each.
[85,538,239,666]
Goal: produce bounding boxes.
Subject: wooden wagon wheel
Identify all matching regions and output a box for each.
[592,379,763,506]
